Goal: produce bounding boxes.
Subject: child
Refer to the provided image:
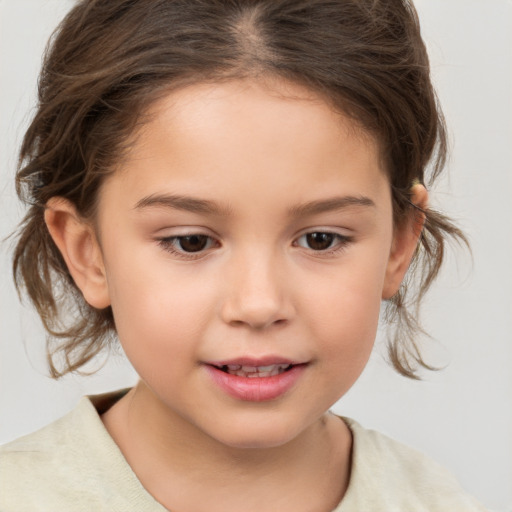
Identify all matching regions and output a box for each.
[0,0,489,510]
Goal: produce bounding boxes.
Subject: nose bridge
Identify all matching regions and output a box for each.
[220,243,290,329]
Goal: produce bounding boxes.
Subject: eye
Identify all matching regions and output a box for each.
[295,231,351,252]
[174,234,211,252]
[157,234,217,256]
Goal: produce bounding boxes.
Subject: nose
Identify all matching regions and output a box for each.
[220,250,293,330]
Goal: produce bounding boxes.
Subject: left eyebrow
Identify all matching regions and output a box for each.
[288,196,376,218]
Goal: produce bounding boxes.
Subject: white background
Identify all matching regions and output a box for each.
[0,1,511,510]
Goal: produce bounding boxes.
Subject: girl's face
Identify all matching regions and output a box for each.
[86,79,413,448]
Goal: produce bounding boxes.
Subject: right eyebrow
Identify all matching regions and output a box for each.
[133,193,233,216]
[287,195,376,218]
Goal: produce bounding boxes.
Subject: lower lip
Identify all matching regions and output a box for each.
[204,364,306,402]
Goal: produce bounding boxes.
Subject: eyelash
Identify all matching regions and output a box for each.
[156,231,353,260]
[293,232,353,255]
[156,234,218,260]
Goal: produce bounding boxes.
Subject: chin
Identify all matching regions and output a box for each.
[206,412,313,451]
[215,431,295,450]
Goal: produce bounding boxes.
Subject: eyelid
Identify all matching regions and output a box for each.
[293,229,354,255]
[155,232,220,260]
[154,227,354,260]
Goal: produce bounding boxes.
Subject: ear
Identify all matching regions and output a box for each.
[382,184,428,299]
[44,197,111,309]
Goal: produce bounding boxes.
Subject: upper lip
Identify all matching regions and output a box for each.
[206,356,303,368]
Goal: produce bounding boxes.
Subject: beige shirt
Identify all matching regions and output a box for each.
[0,390,487,512]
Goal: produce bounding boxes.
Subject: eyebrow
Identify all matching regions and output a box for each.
[287,196,375,217]
[134,193,375,217]
[134,194,233,216]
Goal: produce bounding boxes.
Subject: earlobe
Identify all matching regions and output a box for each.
[44,197,111,309]
[382,184,428,299]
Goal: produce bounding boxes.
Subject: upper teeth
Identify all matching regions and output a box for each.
[221,364,291,377]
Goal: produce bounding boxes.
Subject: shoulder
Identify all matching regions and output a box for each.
[336,417,488,512]
[0,397,109,511]
[0,391,165,512]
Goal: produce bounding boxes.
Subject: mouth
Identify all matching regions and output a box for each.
[204,359,307,401]
[212,363,294,378]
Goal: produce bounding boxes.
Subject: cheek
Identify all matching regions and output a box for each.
[317,287,380,353]
[110,280,208,388]
[304,256,386,367]
[104,250,215,364]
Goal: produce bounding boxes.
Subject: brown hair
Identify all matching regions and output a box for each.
[13,0,466,378]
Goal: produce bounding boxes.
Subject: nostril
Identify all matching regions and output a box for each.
[219,280,293,328]
[227,317,287,329]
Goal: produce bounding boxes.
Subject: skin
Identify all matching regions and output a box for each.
[45,79,427,511]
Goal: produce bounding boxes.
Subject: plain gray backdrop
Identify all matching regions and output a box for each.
[1,1,511,510]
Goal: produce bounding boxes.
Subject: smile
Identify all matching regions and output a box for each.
[204,359,307,402]
[214,363,293,378]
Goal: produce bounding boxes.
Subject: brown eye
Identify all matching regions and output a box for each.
[177,235,209,252]
[295,231,351,253]
[305,232,336,250]
[157,233,217,259]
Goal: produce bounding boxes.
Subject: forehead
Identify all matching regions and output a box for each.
[103,78,389,215]
[121,78,379,161]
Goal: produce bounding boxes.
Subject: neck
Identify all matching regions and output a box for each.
[102,382,352,512]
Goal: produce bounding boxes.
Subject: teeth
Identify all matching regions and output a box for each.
[258,365,276,372]
[220,363,292,377]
